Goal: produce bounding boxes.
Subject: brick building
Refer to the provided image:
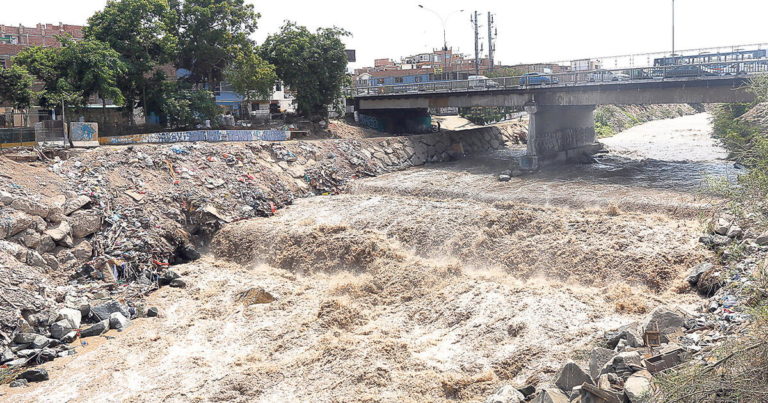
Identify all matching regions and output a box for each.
[0,23,84,68]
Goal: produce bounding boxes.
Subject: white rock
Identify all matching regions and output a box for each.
[624,370,652,402]
[109,312,131,330]
[57,308,82,329]
[485,385,525,403]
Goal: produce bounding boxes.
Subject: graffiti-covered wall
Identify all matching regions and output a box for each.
[70,122,99,147]
[99,130,290,145]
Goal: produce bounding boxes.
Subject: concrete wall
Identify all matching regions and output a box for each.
[70,122,99,147]
[99,130,290,145]
[528,105,596,158]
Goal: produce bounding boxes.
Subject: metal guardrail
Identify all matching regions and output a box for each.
[348,59,768,97]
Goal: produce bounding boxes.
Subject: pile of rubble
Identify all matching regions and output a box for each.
[1,129,518,387]
[482,212,765,403]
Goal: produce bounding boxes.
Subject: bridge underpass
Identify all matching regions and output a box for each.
[354,76,756,169]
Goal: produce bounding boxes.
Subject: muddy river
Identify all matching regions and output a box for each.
[5,113,727,403]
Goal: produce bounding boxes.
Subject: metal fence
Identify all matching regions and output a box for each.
[349,59,768,97]
[0,127,36,148]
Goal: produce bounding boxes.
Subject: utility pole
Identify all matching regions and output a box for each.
[672,0,676,58]
[487,12,495,72]
[471,11,480,76]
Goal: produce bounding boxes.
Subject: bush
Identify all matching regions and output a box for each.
[459,106,513,126]
[654,264,768,402]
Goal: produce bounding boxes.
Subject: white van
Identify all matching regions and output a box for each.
[468,75,499,89]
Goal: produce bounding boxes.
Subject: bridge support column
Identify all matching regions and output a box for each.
[521,103,600,170]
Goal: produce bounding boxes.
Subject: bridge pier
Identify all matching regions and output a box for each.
[521,103,600,170]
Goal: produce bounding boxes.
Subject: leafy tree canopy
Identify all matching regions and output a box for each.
[260,22,350,118]
[225,46,277,102]
[160,85,219,129]
[86,0,178,113]
[0,65,35,111]
[58,37,127,106]
[171,0,259,87]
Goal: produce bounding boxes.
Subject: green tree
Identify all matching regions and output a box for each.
[224,47,277,110]
[260,22,350,118]
[0,65,35,124]
[160,86,218,129]
[171,0,259,87]
[13,46,64,108]
[86,0,178,124]
[58,38,127,107]
[486,67,524,79]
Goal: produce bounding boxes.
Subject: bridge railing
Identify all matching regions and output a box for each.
[349,59,768,97]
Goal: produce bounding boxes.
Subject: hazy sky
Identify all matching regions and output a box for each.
[3,0,768,68]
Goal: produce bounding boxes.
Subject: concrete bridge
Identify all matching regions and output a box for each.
[352,61,764,168]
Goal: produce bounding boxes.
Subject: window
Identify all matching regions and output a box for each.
[395,77,404,84]
[415,76,423,83]
[376,78,385,85]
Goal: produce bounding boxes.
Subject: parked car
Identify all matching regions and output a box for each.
[663,65,717,78]
[587,70,615,82]
[468,75,500,89]
[519,72,558,85]
[613,72,630,81]
[628,69,653,80]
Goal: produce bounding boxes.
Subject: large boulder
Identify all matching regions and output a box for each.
[686,263,713,286]
[13,229,42,249]
[91,300,131,321]
[624,370,652,402]
[50,319,75,340]
[554,361,593,392]
[606,322,642,349]
[45,221,71,242]
[17,368,49,382]
[10,199,50,218]
[109,312,131,330]
[589,347,616,380]
[0,209,33,239]
[641,307,688,341]
[57,307,82,329]
[62,195,91,215]
[600,351,643,379]
[756,231,768,246]
[531,388,570,403]
[712,218,730,235]
[71,240,93,260]
[485,385,526,403]
[80,319,110,338]
[68,210,102,239]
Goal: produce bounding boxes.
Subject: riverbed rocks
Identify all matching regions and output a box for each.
[624,370,652,402]
[109,312,131,330]
[17,368,49,383]
[553,361,593,392]
[484,385,525,403]
[80,320,109,338]
[641,307,688,340]
[530,388,570,403]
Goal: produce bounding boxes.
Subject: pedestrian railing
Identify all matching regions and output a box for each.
[347,59,768,97]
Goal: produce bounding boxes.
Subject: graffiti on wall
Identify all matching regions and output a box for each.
[70,122,99,147]
[99,129,290,145]
[357,114,386,131]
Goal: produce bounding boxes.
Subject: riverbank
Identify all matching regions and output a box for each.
[1,113,734,402]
